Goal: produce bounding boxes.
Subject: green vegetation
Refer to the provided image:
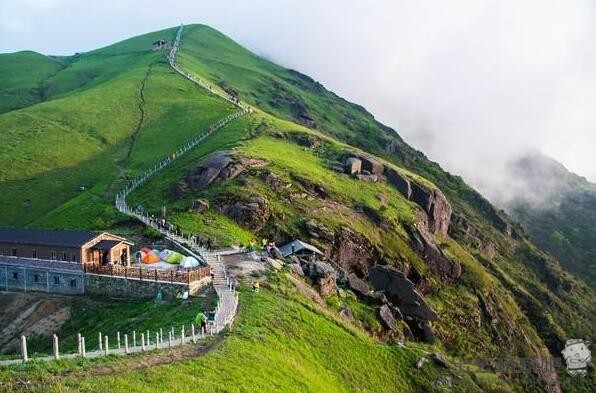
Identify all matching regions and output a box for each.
[21,291,216,357]
[1,23,595,392]
[0,275,489,393]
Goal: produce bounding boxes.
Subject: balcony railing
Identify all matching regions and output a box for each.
[83,264,211,284]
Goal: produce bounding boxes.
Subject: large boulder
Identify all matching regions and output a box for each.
[220,195,270,231]
[190,199,209,213]
[369,265,438,321]
[333,227,382,274]
[410,183,452,236]
[408,217,462,282]
[186,152,266,190]
[270,246,284,260]
[360,156,384,175]
[310,261,337,296]
[347,273,370,296]
[379,304,396,330]
[384,167,412,199]
[344,157,362,175]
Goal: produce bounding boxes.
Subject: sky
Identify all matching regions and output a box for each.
[1,0,595,204]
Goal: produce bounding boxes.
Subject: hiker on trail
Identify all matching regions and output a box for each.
[252,281,260,293]
[206,238,212,251]
[195,311,208,331]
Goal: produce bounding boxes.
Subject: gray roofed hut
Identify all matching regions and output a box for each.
[279,240,324,258]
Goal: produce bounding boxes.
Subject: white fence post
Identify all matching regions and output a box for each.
[99,332,103,351]
[181,325,185,345]
[21,335,28,363]
[117,331,121,350]
[104,336,109,356]
[133,331,137,347]
[141,333,146,351]
[81,336,86,358]
[168,331,172,348]
[53,334,59,360]
[124,334,129,354]
[77,333,82,356]
[155,333,159,349]
[191,324,196,344]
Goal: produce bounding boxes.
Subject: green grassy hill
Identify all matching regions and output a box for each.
[0,24,594,392]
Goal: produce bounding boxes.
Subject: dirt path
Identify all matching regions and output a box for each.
[64,334,225,378]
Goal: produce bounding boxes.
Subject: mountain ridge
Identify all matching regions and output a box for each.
[0,24,594,392]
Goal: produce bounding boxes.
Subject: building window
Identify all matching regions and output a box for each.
[11,248,17,257]
[61,252,67,261]
[51,251,56,260]
[70,279,77,288]
[34,274,39,283]
[12,272,18,280]
[71,254,77,262]
[32,250,37,259]
[54,276,60,285]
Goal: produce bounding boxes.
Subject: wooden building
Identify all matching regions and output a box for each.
[0,228,133,267]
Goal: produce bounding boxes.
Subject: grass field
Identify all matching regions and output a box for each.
[0,274,493,393]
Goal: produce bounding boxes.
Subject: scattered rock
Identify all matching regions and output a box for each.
[344,157,362,175]
[411,183,452,236]
[415,357,427,369]
[288,263,304,276]
[190,199,209,213]
[310,261,337,296]
[339,305,355,322]
[359,156,384,175]
[267,258,283,270]
[379,304,396,330]
[431,352,449,368]
[305,220,335,242]
[408,216,462,282]
[369,265,438,321]
[385,167,412,199]
[186,152,266,190]
[220,195,270,231]
[356,174,378,182]
[347,273,370,296]
[270,246,283,260]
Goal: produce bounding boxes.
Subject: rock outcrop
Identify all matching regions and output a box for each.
[347,273,370,296]
[220,195,270,231]
[344,157,362,175]
[379,304,396,330]
[308,261,337,296]
[186,152,266,190]
[384,166,452,236]
[369,265,438,321]
[190,199,210,213]
[408,215,462,282]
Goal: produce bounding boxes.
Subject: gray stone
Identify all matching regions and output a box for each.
[344,157,362,175]
[431,352,449,368]
[347,273,370,296]
[379,304,396,330]
[288,263,304,276]
[369,265,438,321]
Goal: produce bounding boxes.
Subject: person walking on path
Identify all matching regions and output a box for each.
[195,311,208,331]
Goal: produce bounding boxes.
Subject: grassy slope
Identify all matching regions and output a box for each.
[0,274,493,393]
[2,291,216,358]
[0,28,236,230]
[0,51,65,113]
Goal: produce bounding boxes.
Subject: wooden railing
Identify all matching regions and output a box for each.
[84,264,211,284]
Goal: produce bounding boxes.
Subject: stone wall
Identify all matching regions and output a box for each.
[0,263,85,295]
[85,274,211,299]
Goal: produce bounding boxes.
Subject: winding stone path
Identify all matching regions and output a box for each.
[0,24,244,368]
[116,24,244,333]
